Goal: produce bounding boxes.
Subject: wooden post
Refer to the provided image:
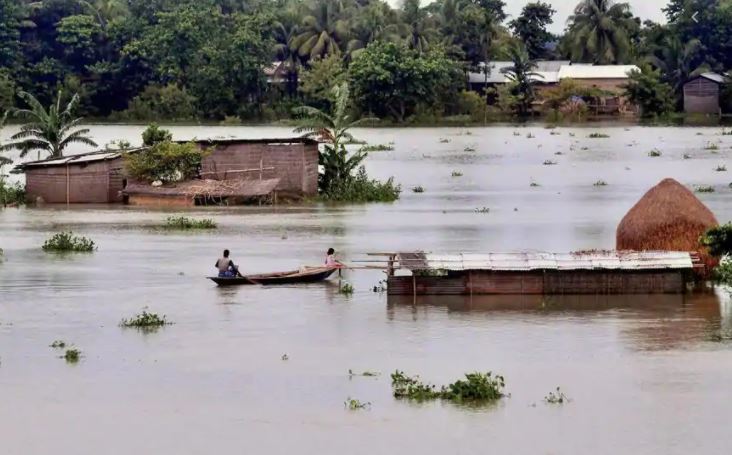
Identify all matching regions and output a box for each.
[66,164,70,206]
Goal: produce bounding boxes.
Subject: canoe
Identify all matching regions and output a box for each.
[208,266,337,286]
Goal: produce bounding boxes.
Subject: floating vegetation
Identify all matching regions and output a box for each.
[474,207,490,213]
[349,369,380,377]
[120,310,170,329]
[439,138,450,143]
[580,146,589,151]
[722,129,732,136]
[568,132,575,137]
[554,151,563,155]
[411,185,424,193]
[648,149,662,157]
[451,170,463,177]
[463,146,476,152]
[163,216,217,230]
[513,131,521,136]
[544,387,570,404]
[705,142,720,151]
[391,370,505,402]
[550,131,561,135]
[526,132,535,139]
[42,232,96,253]
[683,153,691,159]
[716,165,727,172]
[588,133,610,138]
[339,282,354,295]
[530,182,540,187]
[543,160,557,166]
[696,132,704,136]
[281,354,289,361]
[344,398,371,410]
[63,348,81,364]
[695,185,715,193]
[50,340,66,348]
[360,143,394,152]
[593,180,608,186]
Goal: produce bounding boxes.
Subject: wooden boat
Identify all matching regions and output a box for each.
[208,266,337,286]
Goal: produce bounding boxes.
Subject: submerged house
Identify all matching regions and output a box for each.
[683,73,729,115]
[15,137,319,205]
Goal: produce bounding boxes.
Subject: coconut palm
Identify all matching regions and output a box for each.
[501,42,542,115]
[565,0,636,64]
[290,0,349,60]
[346,2,404,59]
[0,112,10,166]
[273,12,302,96]
[292,82,377,191]
[648,35,704,102]
[0,90,97,159]
[402,0,435,54]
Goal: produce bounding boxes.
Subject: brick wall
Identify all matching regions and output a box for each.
[199,142,319,196]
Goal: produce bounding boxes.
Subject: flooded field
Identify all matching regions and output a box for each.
[3,124,732,454]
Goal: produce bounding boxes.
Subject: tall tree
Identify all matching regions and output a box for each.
[565,0,636,64]
[501,42,541,115]
[290,0,348,60]
[0,90,98,159]
[509,2,555,59]
[647,33,705,107]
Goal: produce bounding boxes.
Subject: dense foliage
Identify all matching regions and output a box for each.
[391,370,506,402]
[623,67,675,117]
[0,0,730,121]
[124,141,207,183]
[42,231,96,252]
[163,216,218,230]
[701,223,732,258]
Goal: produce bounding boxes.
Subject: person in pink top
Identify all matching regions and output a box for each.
[325,248,343,268]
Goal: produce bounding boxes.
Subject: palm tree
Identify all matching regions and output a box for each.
[565,0,635,64]
[346,2,404,59]
[292,82,377,192]
[501,42,542,116]
[648,35,704,105]
[402,0,435,54]
[0,91,98,160]
[0,112,10,166]
[290,0,349,61]
[273,12,302,96]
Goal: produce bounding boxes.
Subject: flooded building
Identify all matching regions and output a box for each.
[14,149,135,204]
[683,73,729,115]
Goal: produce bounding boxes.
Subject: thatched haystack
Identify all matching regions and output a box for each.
[617,178,718,272]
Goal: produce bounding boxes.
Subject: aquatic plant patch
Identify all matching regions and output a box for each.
[544,387,570,404]
[717,165,727,172]
[50,340,66,348]
[451,171,463,177]
[339,282,354,295]
[63,348,81,363]
[120,311,171,328]
[349,369,380,377]
[360,143,394,152]
[391,370,505,403]
[344,398,370,410]
[42,232,96,252]
[705,142,720,151]
[163,216,217,230]
[588,133,609,138]
[648,149,662,157]
[412,186,425,193]
[543,160,557,166]
[695,185,715,193]
[593,180,608,186]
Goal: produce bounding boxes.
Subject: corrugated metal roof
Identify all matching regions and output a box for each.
[17,149,145,170]
[558,65,639,80]
[468,61,567,84]
[397,251,693,271]
[698,72,728,84]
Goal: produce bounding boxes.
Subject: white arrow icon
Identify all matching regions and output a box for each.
[692,11,699,22]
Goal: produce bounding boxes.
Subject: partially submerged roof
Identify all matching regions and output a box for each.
[397,251,693,272]
[182,137,318,146]
[558,65,639,80]
[123,178,280,198]
[13,148,145,172]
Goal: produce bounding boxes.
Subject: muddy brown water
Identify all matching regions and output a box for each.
[2,124,732,454]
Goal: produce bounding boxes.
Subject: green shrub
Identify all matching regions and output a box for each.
[0,179,25,206]
[712,259,732,284]
[701,223,732,257]
[141,124,172,146]
[321,167,401,203]
[455,90,487,122]
[121,83,197,121]
[64,348,81,363]
[42,232,95,252]
[125,141,207,183]
[120,310,170,328]
[163,216,217,230]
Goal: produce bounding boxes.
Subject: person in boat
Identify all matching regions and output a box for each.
[325,248,343,268]
[215,249,240,277]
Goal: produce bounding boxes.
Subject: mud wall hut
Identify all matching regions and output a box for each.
[15,150,132,204]
[616,178,719,274]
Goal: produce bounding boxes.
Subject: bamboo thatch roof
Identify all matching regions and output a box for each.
[616,178,718,269]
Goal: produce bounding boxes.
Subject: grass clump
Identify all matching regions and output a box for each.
[648,149,662,157]
[360,143,394,152]
[339,282,354,295]
[593,180,607,186]
[451,170,463,177]
[544,387,570,404]
[412,185,425,193]
[50,340,66,348]
[543,160,557,166]
[695,185,715,193]
[120,310,170,328]
[391,370,505,403]
[164,216,217,230]
[344,398,370,410]
[63,348,81,363]
[716,165,727,172]
[42,232,95,253]
[588,132,609,138]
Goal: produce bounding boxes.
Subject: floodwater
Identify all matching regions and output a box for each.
[3,124,732,454]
